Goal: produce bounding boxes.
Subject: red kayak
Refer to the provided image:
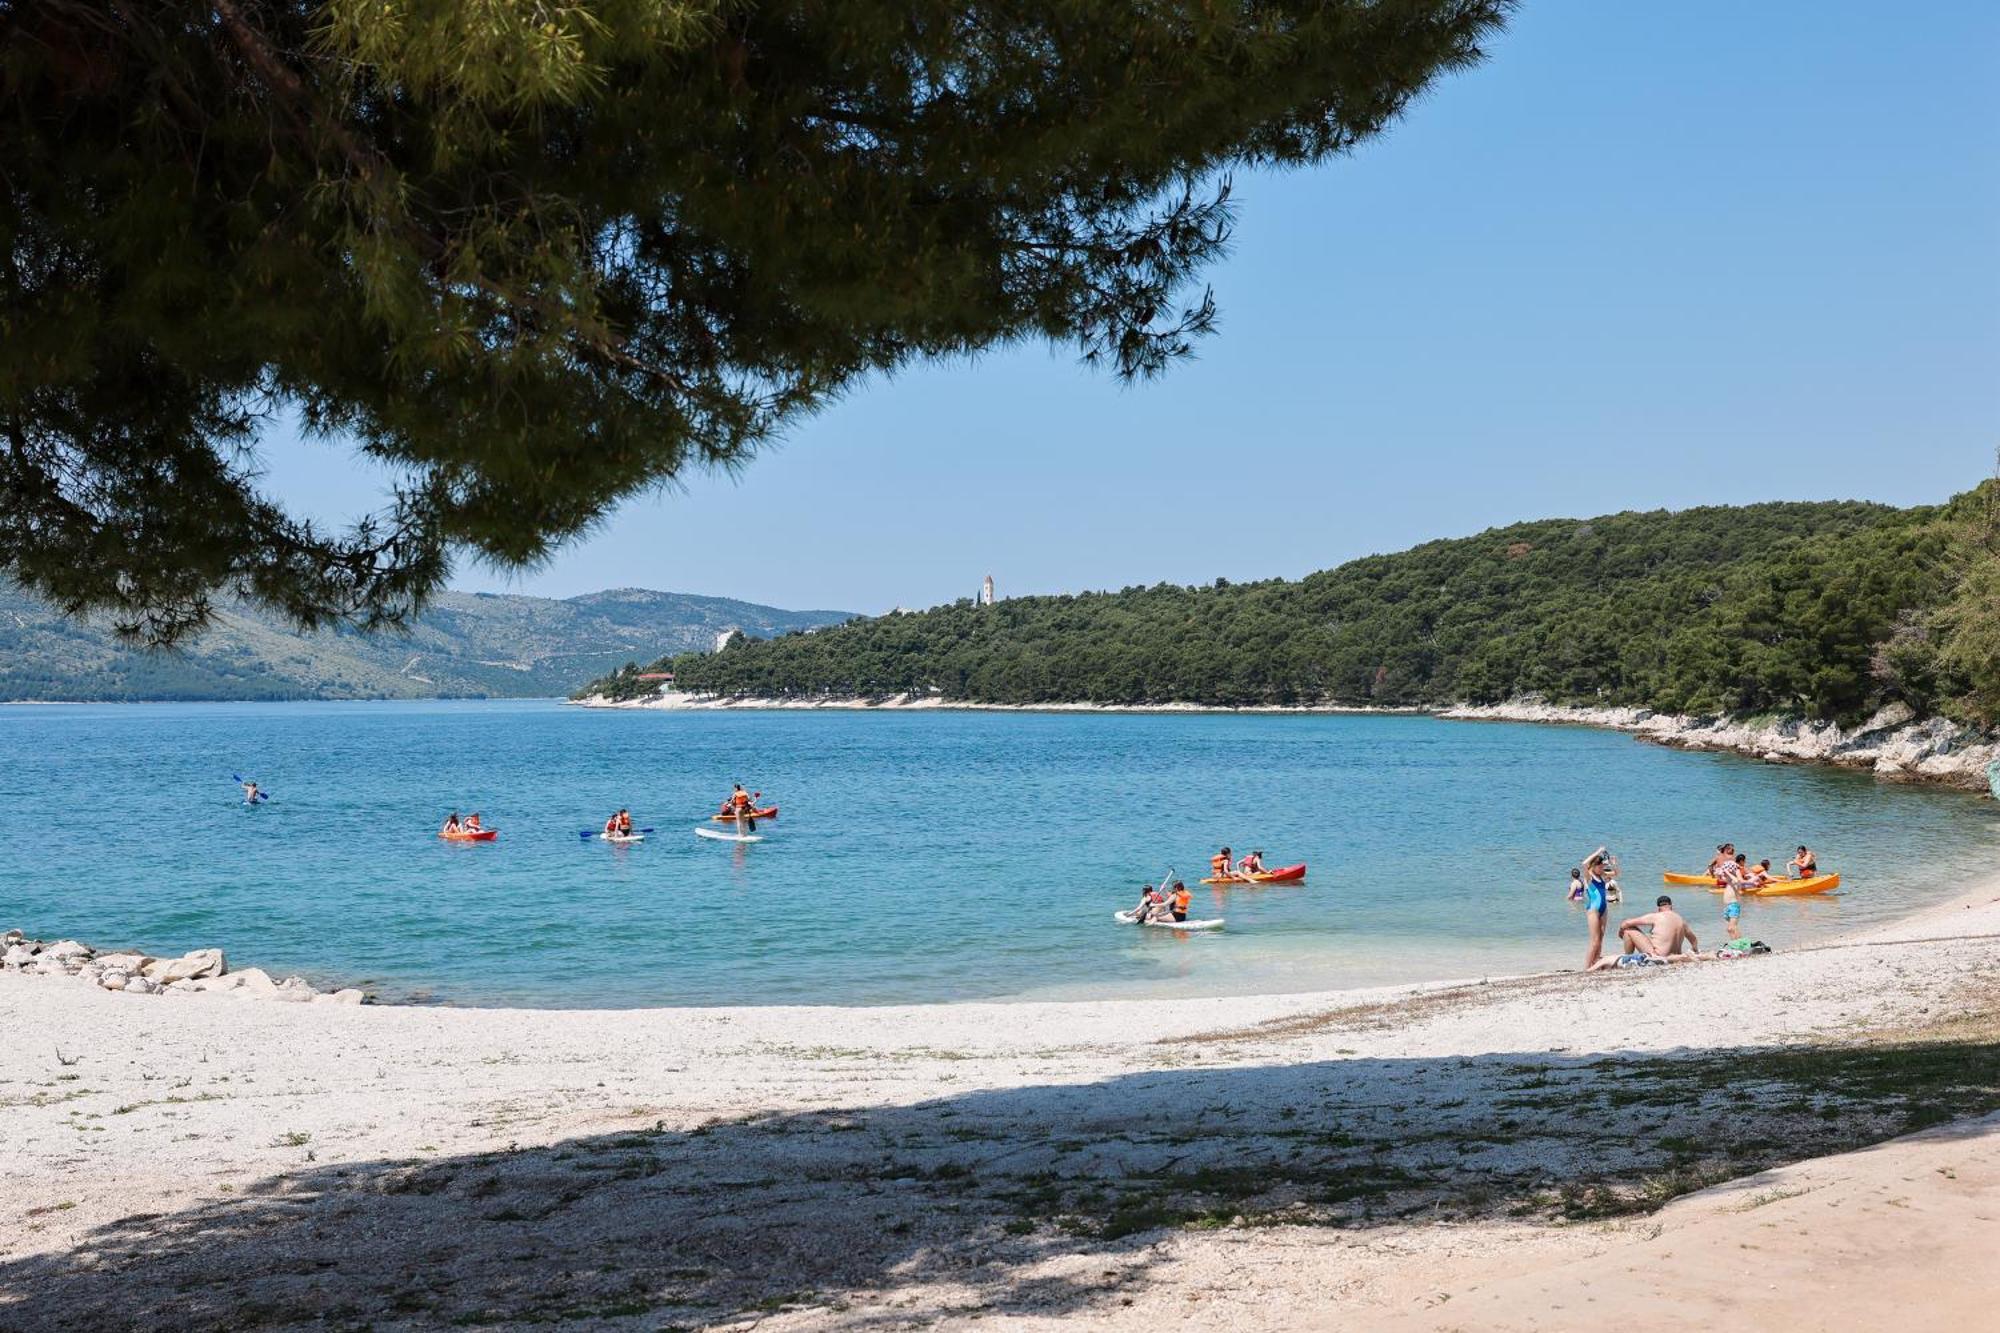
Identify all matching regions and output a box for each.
[1201,862,1306,885]
[711,806,779,822]
[439,828,498,842]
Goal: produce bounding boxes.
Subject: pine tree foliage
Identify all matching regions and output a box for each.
[1,0,1510,644]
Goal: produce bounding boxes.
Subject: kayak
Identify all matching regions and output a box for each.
[1707,872,1840,897]
[695,826,762,843]
[1201,862,1306,885]
[1113,910,1225,930]
[439,828,497,842]
[1665,870,1831,889]
[711,806,778,822]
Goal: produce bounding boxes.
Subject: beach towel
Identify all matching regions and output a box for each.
[1716,939,1770,959]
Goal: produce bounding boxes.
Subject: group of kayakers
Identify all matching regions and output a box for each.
[1210,847,1266,880]
[1707,841,1815,886]
[421,783,773,843]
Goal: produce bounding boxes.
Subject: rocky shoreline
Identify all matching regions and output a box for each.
[1439,699,2000,795]
[579,688,2000,798]
[1,929,366,1004]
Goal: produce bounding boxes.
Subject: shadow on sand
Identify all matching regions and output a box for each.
[4,1035,1996,1329]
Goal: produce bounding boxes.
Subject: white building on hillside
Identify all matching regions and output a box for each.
[980,574,995,606]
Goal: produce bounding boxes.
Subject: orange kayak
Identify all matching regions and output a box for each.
[439,828,497,842]
[1201,862,1306,885]
[711,806,778,822]
[1707,872,1840,897]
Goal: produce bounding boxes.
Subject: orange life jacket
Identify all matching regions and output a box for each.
[1210,854,1230,875]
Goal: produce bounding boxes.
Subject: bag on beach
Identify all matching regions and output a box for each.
[1716,939,1770,958]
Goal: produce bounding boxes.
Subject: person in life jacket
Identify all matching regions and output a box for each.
[1210,847,1234,880]
[1169,882,1193,922]
[465,813,483,832]
[1129,883,1167,923]
[1237,849,1266,877]
[441,811,462,836]
[723,784,757,815]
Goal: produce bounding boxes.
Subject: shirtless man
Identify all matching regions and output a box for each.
[1591,896,1702,970]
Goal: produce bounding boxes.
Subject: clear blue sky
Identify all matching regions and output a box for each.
[259,0,2000,615]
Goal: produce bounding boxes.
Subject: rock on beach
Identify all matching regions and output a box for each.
[0,932,366,1005]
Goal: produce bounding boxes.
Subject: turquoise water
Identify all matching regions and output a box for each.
[2,701,1996,1007]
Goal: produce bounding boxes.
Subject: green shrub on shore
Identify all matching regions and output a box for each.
[583,484,2000,725]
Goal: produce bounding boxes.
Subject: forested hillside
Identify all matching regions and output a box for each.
[584,488,2000,725]
[0,587,852,702]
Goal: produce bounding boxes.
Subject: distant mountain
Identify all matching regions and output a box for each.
[0,586,855,702]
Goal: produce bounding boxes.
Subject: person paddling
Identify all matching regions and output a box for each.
[1129,883,1167,923]
[1210,847,1234,882]
[441,811,462,836]
[240,779,262,805]
[1236,850,1266,877]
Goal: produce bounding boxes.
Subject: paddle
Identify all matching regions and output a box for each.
[231,772,272,803]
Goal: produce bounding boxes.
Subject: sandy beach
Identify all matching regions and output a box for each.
[4,881,1998,1330]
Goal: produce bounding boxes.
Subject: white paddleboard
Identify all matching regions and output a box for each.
[696,827,763,843]
[1113,910,1224,930]
[599,833,645,844]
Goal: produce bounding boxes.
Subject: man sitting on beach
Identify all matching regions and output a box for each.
[1590,896,1702,970]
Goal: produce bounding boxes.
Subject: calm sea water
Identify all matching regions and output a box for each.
[2,701,1996,1007]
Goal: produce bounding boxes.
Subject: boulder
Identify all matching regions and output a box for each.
[98,952,153,974]
[271,976,318,1003]
[2,944,34,971]
[1860,701,1917,734]
[318,988,366,1006]
[122,976,159,995]
[43,940,91,962]
[2,929,22,946]
[229,968,277,994]
[142,949,227,984]
[98,970,129,991]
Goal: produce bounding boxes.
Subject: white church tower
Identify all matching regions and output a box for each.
[980,574,995,606]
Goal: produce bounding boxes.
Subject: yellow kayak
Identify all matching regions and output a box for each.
[1705,872,1841,897]
[1663,869,1824,887]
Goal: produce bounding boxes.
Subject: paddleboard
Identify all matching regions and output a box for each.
[696,826,763,843]
[599,833,645,845]
[1113,910,1224,930]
